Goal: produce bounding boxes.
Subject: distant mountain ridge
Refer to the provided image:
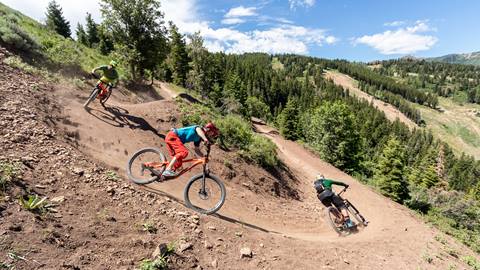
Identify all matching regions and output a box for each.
[429,51,480,66]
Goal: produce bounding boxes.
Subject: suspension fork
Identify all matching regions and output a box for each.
[200,163,208,195]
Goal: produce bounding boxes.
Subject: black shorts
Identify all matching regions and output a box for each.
[318,190,346,209]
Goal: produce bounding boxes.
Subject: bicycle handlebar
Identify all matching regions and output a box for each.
[337,187,348,196]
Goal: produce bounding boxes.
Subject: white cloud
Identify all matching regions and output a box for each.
[221,18,246,25]
[209,25,334,54]
[2,0,336,55]
[288,0,316,10]
[1,0,102,37]
[354,21,438,55]
[384,20,406,27]
[224,6,257,18]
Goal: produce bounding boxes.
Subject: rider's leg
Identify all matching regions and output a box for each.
[332,195,350,221]
[164,131,189,173]
[165,156,177,171]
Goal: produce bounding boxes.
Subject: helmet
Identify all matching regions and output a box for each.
[316,174,325,180]
[204,122,220,139]
[109,60,118,67]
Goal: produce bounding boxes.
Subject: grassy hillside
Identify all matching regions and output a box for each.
[430,51,480,66]
[0,2,110,75]
[413,97,480,159]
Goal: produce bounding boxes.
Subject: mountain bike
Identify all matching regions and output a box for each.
[126,144,226,215]
[326,187,368,235]
[83,73,114,109]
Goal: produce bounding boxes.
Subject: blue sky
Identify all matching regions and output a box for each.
[2,0,479,61]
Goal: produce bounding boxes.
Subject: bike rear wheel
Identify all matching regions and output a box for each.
[327,207,344,235]
[84,87,99,108]
[345,200,367,227]
[127,147,166,184]
[184,173,226,215]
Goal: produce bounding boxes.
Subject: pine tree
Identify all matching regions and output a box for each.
[224,73,245,103]
[277,98,299,140]
[75,23,88,45]
[374,136,409,203]
[167,23,188,86]
[187,32,211,96]
[45,0,71,38]
[85,13,100,47]
[303,101,361,171]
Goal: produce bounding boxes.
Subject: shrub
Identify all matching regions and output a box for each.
[0,14,39,52]
[215,115,252,150]
[41,36,81,66]
[240,135,278,168]
[178,102,215,126]
[405,185,431,213]
[245,96,271,121]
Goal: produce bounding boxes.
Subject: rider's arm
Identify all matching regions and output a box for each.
[195,127,209,143]
[330,179,349,188]
[91,65,108,74]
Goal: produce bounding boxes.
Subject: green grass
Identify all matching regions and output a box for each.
[139,242,175,270]
[0,161,21,194]
[105,170,120,181]
[0,2,114,76]
[18,194,47,213]
[414,97,480,159]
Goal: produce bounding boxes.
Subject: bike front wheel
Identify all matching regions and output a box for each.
[127,147,166,184]
[184,173,226,215]
[84,87,99,108]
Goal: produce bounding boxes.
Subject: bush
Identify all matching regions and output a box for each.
[178,101,216,126]
[240,135,278,168]
[0,14,39,52]
[215,115,252,150]
[245,96,271,121]
[41,36,81,66]
[405,185,431,213]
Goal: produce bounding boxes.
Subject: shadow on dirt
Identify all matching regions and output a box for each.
[140,184,282,234]
[85,105,165,139]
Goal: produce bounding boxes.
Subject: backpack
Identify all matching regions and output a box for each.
[313,179,325,193]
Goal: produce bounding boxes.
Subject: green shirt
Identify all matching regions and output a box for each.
[319,178,348,190]
[94,65,119,82]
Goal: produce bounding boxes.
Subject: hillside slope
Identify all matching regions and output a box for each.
[327,69,480,159]
[430,51,480,66]
[324,70,417,129]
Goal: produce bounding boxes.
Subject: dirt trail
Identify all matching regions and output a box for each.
[324,70,417,129]
[55,81,478,269]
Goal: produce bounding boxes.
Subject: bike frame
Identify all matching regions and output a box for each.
[143,144,211,180]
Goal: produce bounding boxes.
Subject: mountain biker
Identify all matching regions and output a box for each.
[314,174,355,228]
[162,122,220,177]
[91,60,119,99]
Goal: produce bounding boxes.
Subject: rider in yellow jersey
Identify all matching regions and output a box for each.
[91,60,119,98]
